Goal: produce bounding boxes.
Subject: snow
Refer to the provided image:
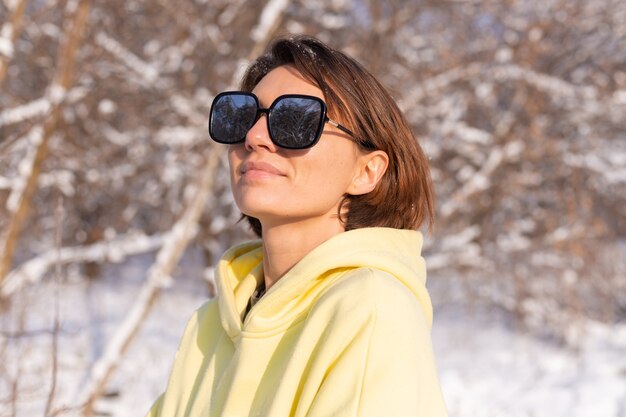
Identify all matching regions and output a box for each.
[564,151,626,185]
[5,126,43,212]
[2,256,625,417]
[0,21,14,54]
[0,97,51,127]
[95,32,159,83]
[48,83,67,105]
[614,90,626,104]
[0,232,164,298]
[97,99,117,115]
[250,0,291,43]
[439,147,505,218]
[154,126,200,147]
[434,305,626,417]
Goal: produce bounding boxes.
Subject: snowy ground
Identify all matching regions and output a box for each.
[433,306,626,417]
[2,253,625,417]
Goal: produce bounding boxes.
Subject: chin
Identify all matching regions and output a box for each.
[234,193,282,219]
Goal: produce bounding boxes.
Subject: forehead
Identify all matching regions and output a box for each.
[252,65,324,105]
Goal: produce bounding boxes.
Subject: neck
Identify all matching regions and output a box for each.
[261,217,344,290]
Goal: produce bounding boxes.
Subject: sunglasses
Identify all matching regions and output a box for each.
[208,91,356,150]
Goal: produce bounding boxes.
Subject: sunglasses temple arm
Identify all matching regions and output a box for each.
[326,118,355,137]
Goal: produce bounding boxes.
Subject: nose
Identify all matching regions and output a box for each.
[245,113,276,152]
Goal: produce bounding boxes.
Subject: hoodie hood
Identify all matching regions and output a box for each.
[215,227,432,342]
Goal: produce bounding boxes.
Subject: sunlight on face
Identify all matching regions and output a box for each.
[228,66,364,232]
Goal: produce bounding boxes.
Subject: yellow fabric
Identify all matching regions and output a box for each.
[146,227,448,417]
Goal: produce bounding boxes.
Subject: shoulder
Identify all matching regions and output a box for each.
[320,267,419,306]
[179,298,218,328]
[164,298,223,363]
[311,268,425,326]
[178,298,220,342]
[196,298,219,322]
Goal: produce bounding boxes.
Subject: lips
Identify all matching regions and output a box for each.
[241,161,285,177]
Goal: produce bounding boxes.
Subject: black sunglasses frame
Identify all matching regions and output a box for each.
[208,91,356,150]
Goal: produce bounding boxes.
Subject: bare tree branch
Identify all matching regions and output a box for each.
[0,0,92,287]
[0,0,28,87]
[43,197,63,417]
[1,232,165,298]
[75,2,293,412]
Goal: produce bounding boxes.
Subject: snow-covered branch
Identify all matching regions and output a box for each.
[426,226,485,271]
[564,151,626,185]
[251,0,291,43]
[0,86,87,127]
[0,232,164,298]
[0,97,50,127]
[400,62,625,118]
[75,2,293,408]
[94,31,159,83]
[398,63,483,113]
[0,0,91,284]
[439,141,525,218]
[5,125,43,213]
[0,0,28,86]
[75,149,221,411]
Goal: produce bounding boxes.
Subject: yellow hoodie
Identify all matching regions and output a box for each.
[147,227,448,417]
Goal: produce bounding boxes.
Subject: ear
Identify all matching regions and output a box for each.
[347,150,389,196]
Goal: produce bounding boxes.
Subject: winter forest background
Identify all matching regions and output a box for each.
[1,0,625,416]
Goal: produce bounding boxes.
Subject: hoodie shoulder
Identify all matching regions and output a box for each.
[175,298,221,354]
[295,268,446,417]
[310,267,429,326]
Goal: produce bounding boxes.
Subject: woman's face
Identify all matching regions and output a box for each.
[228,65,366,231]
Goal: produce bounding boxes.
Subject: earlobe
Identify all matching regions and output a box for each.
[348,151,389,195]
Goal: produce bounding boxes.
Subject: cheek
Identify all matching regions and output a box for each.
[227,146,243,179]
[297,153,356,198]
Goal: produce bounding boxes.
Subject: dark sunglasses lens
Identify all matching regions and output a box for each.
[270,97,323,149]
[210,94,257,143]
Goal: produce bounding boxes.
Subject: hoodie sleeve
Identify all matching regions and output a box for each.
[145,393,163,417]
[143,300,218,417]
[303,269,448,417]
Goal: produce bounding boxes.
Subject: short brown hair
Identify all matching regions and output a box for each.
[239,35,434,237]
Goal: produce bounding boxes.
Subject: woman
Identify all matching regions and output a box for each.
[147,35,448,417]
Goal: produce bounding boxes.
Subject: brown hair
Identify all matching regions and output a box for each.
[239,35,435,237]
